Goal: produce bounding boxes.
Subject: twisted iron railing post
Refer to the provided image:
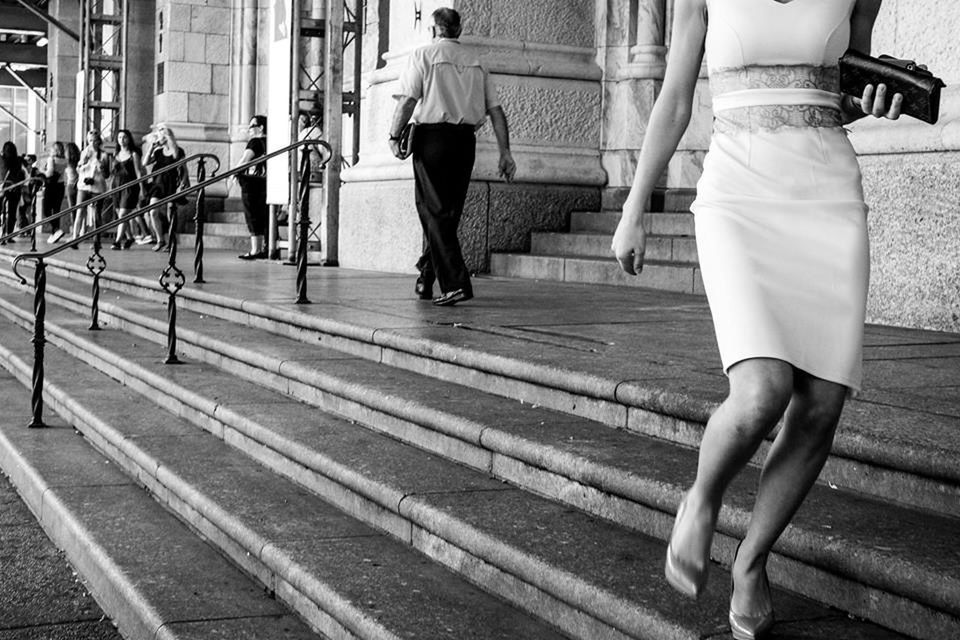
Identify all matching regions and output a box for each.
[295,146,313,305]
[30,195,38,253]
[28,258,47,428]
[160,204,185,364]
[86,207,106,330]
[193,158,207,283]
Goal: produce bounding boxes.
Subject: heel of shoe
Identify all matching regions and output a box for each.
[663,497,710,599]
[665,543,706,599]
[729,608,774,640]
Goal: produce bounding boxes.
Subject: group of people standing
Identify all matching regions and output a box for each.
[0,123,190,252]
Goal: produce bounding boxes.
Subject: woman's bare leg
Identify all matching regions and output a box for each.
[731,372,846,616]
[670,358,793,587]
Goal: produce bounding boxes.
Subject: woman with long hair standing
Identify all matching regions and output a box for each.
[144,123,187,252]
[71,129,110,244]
[44,141,68,243]
[110,129,145,250]
[0,141,25,241]
[611,1,902,637]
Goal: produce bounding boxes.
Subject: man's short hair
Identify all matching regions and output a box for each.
[432,7,461,38]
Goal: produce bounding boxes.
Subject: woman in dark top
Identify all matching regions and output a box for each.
[232,114,268,260]
[144,124,188,252]
[110,129,145,250]
[0,141,25,241]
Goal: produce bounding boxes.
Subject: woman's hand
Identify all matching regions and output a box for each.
[611,198,647,276]
[857,83,903,120]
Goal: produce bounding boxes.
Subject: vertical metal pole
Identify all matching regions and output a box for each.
[286,2,302,264]
[30,192,38,252]
[295,147,312,304]
[322,0,344,266]
[193,159,206,282]
[352,0,363,166]
[28,259,47,428]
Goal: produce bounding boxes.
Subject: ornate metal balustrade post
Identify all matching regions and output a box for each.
[29,258,47,428]
[30,194,38,253]
[87,211,106,330]
[193,158,207,283]
[161,201,186,364]
[295,146,313,305]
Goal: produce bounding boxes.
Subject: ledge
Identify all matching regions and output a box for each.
[374,37,601,84]
[342,144,606,186]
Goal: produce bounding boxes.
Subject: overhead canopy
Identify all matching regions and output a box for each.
[0,3,48,32]
[0,0,52,87]
[0,66,44,88]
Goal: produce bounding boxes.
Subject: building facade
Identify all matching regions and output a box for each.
[40,0,960,332]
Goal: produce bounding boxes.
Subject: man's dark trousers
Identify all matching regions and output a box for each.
[412,123,476,296]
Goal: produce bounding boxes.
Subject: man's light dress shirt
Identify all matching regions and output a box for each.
[395,38,501,127]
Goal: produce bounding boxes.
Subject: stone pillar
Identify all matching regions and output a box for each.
[124,1,156,139]
[340,0,604,275]
[46,0,81,147]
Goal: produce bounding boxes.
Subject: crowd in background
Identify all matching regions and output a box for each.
[0,123,189,253]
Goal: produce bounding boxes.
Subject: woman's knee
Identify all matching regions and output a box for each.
[785,380,846,441]
[725,360,794,436]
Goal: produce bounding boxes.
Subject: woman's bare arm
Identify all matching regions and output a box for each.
[843,0,902,123]
[612,0,707,275]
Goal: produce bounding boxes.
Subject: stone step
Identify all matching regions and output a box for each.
[531,232,699,262]
[489,253,705,295]
[1,271,955,639]
[570,211,695,235]
[4,332,563,640]
[0,377,323,640]
[0,287,921,640]
[24,256,959,523]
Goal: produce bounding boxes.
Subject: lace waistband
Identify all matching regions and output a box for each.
[710,64,840,95]
[710,65,843,133]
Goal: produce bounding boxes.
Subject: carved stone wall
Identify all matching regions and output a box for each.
[340,0,603,275]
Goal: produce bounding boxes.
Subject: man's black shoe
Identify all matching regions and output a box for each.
[415,274,434,300]
[432,288,473,306]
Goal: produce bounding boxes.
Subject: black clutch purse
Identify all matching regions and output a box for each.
[397,122,416,160]
[838,49,946,124]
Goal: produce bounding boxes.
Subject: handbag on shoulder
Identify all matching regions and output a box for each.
[838,49,946,124]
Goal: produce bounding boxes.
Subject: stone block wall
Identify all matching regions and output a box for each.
[849,3,960,332]
[153,0,233,171]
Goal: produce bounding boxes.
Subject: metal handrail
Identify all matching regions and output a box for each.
[0,174,45,197]
[0,151,222,246]
[12,138,332,428]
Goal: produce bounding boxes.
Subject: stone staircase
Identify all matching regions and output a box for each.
[491,189,704,294]
[0,251,957,640]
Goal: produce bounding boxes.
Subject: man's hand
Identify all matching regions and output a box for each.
[389,137,404,159]
[498,151,516,182]
[611,198,647,276]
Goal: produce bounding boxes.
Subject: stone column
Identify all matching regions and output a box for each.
[46,0,81,146]
[340,0,604,275]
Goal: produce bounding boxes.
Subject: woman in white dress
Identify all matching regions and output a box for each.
[611,0,902,637]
